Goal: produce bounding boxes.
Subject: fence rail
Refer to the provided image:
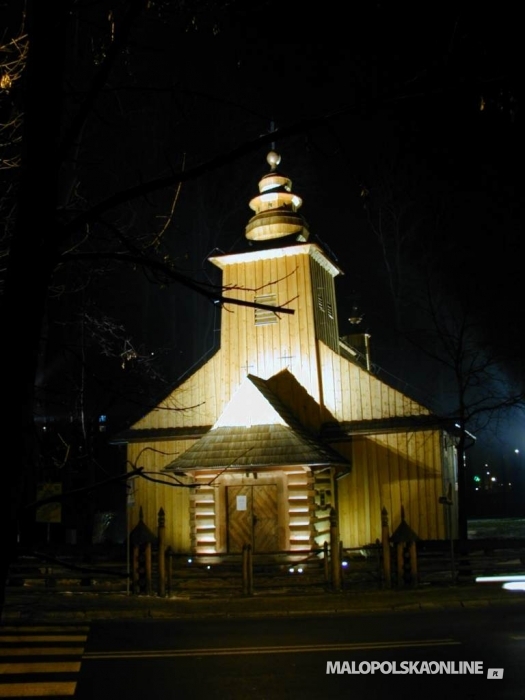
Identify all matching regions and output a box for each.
[7,534,525,597]
[166,547,329,596]
[6,549,129,593]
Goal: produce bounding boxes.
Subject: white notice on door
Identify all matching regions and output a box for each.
[236,495,247,511]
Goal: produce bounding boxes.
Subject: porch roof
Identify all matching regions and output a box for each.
[164,423,348,471]
[164,374,349,472]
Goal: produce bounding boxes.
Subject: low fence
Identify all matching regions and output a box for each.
[415,539,525,586]
[131,508,525,595]
[6,548,129,593]
[141,544,525,597]
[164,547,329,596]
[8,541,525,596]
[6,507,525,597]
[134,542,525,596]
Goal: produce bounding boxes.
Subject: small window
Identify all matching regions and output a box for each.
[255,293,278,326]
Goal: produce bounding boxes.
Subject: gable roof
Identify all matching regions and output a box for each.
[164,374,349,471]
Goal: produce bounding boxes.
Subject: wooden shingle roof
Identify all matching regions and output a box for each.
[164,375,349,471]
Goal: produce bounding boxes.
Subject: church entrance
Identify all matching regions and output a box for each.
[226,484,278,553]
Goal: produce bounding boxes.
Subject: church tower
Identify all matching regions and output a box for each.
[209,151,342,415]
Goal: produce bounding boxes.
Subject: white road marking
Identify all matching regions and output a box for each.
[0,662,81,674]
[84,637,461,660]
[0,636,87,643]
[0,681,77,697]
[0,625,87,698]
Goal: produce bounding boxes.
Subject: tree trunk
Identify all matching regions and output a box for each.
[0,0,66,615]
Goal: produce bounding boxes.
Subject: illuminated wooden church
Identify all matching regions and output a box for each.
[119,151,458,554]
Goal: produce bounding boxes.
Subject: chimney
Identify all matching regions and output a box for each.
[341,333,372,372]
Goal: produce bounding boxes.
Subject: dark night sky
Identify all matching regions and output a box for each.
[50,1,525,478]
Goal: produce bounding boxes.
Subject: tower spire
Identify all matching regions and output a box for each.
[245,152,310,242]
[269,118,276,152]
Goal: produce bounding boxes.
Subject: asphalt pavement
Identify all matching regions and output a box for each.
[3,580,525,623]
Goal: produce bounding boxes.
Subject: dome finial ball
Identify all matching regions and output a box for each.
[267,151,281,170]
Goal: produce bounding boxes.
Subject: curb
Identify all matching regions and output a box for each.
[3,598,525,624]
[3,586,525,623]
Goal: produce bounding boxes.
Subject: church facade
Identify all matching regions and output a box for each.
[117,152,459,555]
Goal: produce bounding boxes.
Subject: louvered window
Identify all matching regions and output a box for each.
[255,293,278,326]
[310,257,340,352]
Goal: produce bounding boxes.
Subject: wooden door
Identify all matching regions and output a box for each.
[227,484,278,553]
[226,485,252,553]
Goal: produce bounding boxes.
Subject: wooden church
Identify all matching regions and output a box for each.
[117,151,459,556]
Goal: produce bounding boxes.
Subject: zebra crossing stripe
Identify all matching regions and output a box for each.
[0,636,87,643]
[0,661,81,673]
[0,625,87,697]
[0,628,89,634]
[0,680,77,697]
[0,648,84,656]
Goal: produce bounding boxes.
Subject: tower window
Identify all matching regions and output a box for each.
[255,293,278,326]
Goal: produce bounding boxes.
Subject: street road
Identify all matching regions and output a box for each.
[1,606,524,698]
[77,605,524,699]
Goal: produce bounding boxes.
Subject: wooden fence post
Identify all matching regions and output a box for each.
[330,508,341,591]
[323,541,329,582]
[145,542,152,595]
[242,544,247,594]
[381,507,391,588]
[409,540,418,587]
[242,544,253,596]
[390,508,420,587]
[396,543,404,587]
[158,508,166,597]
[132,545,139,594]
[247,544,253,596]
[165,546,172,595]
[129,506,158,595]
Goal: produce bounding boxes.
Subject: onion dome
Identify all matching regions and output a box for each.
[245,151,310,242]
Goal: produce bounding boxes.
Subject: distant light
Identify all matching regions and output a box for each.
[491,477,497,482]
[503,582,525,591]
[342,561,349,568]
[289,567,295,574]
[515,449,520,455]
[477,575,525,583]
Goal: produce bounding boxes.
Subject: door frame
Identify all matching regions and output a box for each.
[215,471,287,553]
